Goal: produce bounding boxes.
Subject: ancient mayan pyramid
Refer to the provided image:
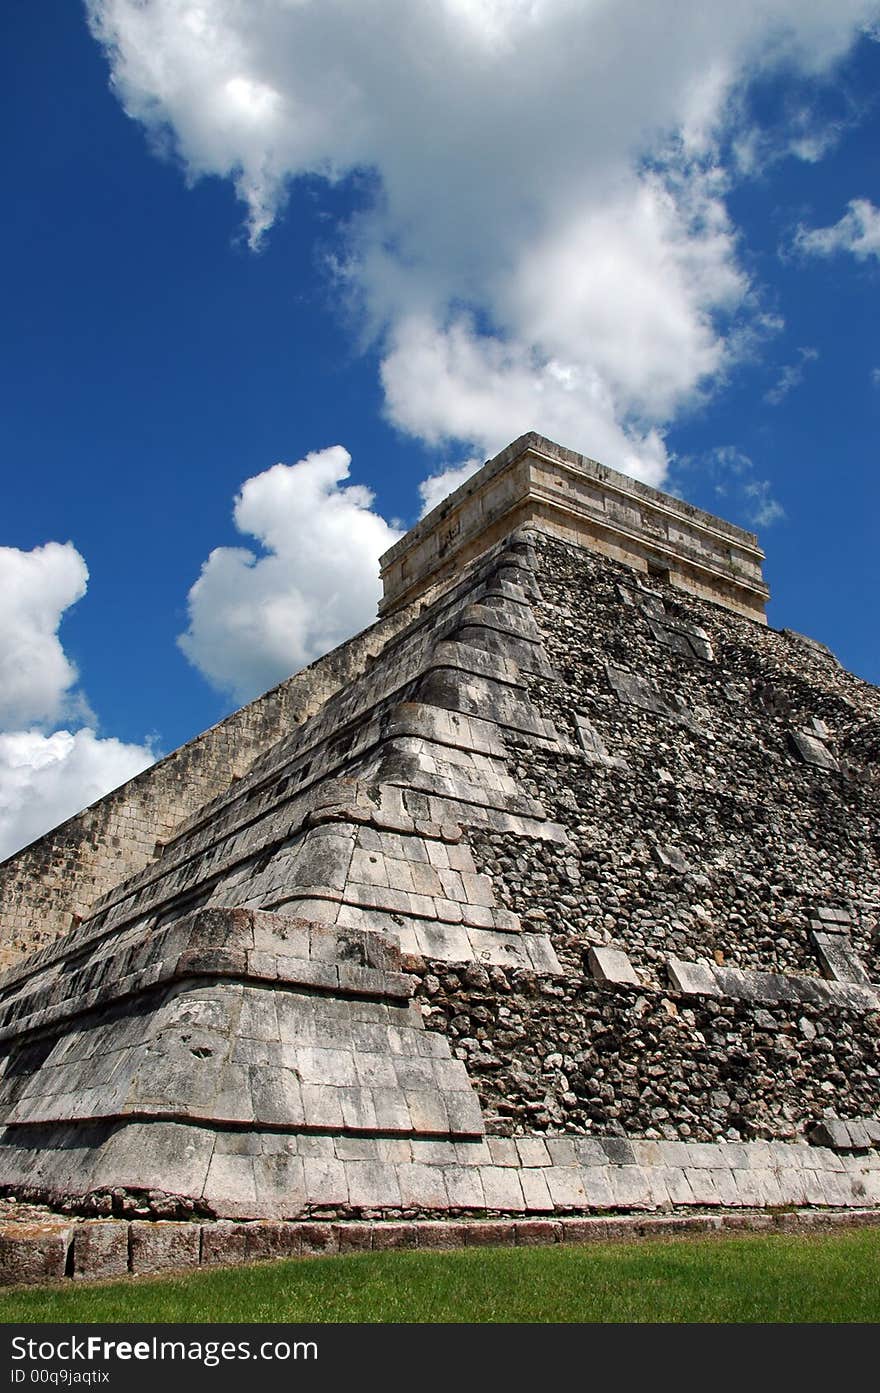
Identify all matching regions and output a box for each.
[0,431,878,1228]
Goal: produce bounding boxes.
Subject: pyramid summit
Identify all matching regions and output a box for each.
[0,434,878,1279]
[380,432,769,622]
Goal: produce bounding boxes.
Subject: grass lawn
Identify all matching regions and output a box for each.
[0,1229,878,1323]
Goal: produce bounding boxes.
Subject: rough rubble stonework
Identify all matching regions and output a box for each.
[0,433,878,1277]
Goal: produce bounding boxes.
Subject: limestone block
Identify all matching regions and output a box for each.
[790,729,839,771]
[680,1142,721,1168]
[731,1168,765,1207]
[858,1170,880,1204]
[370,1222,417,1250]
[609,1166,652,1209]
[397,1163,450,1209]
[252,1153,307,1215]
[807,1114,846,1147]
[810,931,871,986]
[579,1170,645,1218]
[480,1166,526,1211]
[685,1164,724,1209]
[72,1222,129,1281]
[543,1167,589,1209]
[646,618,694,658]
[349,848,390,887]
[389,1051,435,1091]
[523,935,564,975]
[432,1056,472,1092]
[339,1087,379,1131]
[574,1138,613,1167]
[588,946,641,988]
[333,1223,372,1252]
[444,1090,485,1137]
[668,957,722,998]
[462,1220,514,1247]
[200,1221,249,1268]
[545,1137,579,1165]
[595,1136,634,1170]
[644,1168,672,1208]
[302,1157,348,1206]
[344,1160,402,1209]
[660,1167,696,1206]
[515,1137,551,1168]
[510,1220,559,1247]
[413,920,472,961]
[647,616,714,663]
[487,1137,518,1166]
[755,1170,784,1207]
[800,1170,828,1206]
[405,1090,450,1134]
[410,1221,460,1249]
[775,1169,808,1206]
[441,1165,486,1209]
[0,1223,72,1286]
[296,1134,336,1158]
[409,1137,459,1166]
[519,1168,555,1213]
[354,1052,399,1090]
[129,1222,200,1276]
[809,1118,872,1152]
[298,1223,338,1256]
[94,1121,216,1198]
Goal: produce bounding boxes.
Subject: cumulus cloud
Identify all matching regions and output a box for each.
[0,729,155,862]
[381,310,673,489]
[0,542,88,728]
[177,446,401,700]
[86,1,880,490]
[0,543,156,861]
[795,197,880,260]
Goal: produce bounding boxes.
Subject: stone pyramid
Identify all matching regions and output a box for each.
[0,432,878,1229]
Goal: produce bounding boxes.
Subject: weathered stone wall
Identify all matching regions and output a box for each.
[0,604,416,968]
[408,531,880,1146]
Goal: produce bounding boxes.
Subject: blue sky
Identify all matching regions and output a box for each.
[1,1,878,858]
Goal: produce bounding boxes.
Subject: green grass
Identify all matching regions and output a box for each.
[1,1230,879,1323]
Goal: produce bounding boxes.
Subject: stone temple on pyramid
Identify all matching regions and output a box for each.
[0,432,878,1280]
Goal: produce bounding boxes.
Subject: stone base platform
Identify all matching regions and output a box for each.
[1,1205,879,1288]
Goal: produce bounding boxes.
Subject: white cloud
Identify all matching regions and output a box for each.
[418,456,484,519]
[0,542,156,860]
[381,313,670,488]
[0,729,155,862]
[764,346,819,405]
[795,197,880,260]
[86,1,880,491]
[177,445,401,700]
[0,542,88,728]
